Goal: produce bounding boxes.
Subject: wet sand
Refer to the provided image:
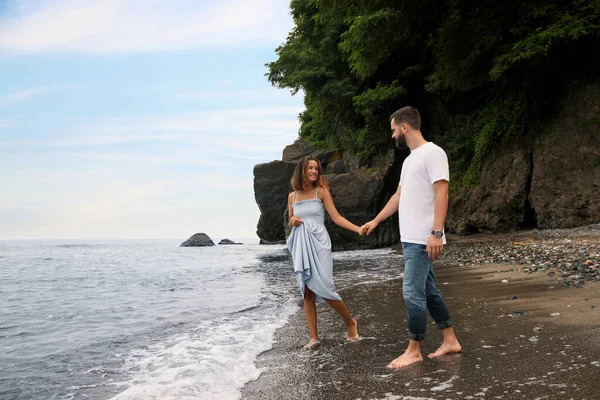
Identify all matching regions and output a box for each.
[243,262,600,400]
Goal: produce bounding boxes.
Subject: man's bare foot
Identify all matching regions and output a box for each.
[346,318,359,340]
[386,352,423,368]
[303,338,320,349]
[428,341,462,358]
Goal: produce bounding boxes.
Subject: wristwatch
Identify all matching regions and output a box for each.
[431,230,444,238]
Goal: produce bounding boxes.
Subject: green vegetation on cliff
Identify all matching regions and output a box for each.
[267,0,600,187]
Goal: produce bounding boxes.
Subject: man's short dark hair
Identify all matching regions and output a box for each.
[390,106,421,130]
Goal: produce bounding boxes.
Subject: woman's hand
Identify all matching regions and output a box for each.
[289,216,304,227]
[361,220,379,235]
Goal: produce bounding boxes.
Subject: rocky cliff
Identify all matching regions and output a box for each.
[447,81,600,233]
[254,82,600,246]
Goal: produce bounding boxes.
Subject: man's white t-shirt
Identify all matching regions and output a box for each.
[399,142,449,245]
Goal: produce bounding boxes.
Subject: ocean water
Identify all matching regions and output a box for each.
[0,239,402,400]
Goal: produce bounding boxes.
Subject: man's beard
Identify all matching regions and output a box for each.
[395,134,406,149]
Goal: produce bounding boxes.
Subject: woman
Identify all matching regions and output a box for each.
[287,155,363,348]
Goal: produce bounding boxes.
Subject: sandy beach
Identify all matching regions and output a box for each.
[243,228,600,400]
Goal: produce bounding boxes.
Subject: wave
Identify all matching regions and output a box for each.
[257,251,291,263]
[107,301,298,400]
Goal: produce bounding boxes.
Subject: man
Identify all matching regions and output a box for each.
[361,106,462,368]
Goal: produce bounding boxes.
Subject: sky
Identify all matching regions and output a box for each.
[0,0,304,240]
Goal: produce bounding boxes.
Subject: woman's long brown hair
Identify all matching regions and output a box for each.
[290,155,329,192]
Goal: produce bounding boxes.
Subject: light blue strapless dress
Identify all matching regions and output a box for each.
[287,190,342,303]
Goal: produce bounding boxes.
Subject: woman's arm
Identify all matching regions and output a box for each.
[320,188,362,234]
[363,185,400,235]
[288,192,303,227]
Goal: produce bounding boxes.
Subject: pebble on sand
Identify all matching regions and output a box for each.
[442,224,600,287]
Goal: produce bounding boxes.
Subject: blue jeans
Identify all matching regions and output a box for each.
[402,242,453,341]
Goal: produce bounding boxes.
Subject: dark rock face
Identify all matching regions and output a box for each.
[529,82,600,229]
[180,233,215,247]
[324,166,400,250]
[447,81,600,233]
[254,140,400,251]
[282,139,312,162]
[447,142,532,234]
[218,239,242,245]
[253,160,297,243]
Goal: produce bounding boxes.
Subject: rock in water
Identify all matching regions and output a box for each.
[218,239,242,245]
[180,233,215,247]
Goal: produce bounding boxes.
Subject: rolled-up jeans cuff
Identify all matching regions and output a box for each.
[436,319,453,330]
[408,331,426,341]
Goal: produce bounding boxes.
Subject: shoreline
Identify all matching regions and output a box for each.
[243,225,600,400]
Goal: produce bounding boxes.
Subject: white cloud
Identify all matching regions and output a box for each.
[0,119,15,129]
[83,106,303,134]
[0,84,61,104]
[174,89,295,101]
[66,150,235,167]
[0,0,293,54]
[0,106,303,150]
[0,171,257,239]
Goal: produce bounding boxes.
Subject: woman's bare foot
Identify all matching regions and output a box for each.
[303,338,320,349]
[427,341,462,358]
[386,351,423,368]
[346,318,359,340]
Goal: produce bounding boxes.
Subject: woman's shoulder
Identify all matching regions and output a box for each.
[317,186,331,199]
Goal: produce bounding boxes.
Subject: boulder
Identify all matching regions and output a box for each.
[180,233,215,247]
[218,239,242,245]
[253,160,297,242]
[282,139,312,162]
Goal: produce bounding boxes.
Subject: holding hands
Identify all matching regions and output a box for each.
[356,225,366,236]
[359,220,379,236]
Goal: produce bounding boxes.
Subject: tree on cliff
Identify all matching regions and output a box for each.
[267,0,600,188]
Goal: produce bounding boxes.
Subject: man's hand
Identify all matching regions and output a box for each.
[361,220,379,235]
[426,235,443,260]
[289,216,304,227]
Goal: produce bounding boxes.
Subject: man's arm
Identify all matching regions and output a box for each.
[364,186,401,235]
[432,179,448,232]
[427,179,449,259]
